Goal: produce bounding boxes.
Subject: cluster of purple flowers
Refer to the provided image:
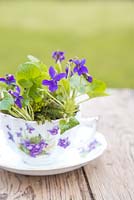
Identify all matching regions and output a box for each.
[0,51,93,105]
[21,139,48,157]
[42,51,93,92]
[0,74,23,108]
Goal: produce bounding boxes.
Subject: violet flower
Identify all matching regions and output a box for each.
[52,51,65,63]
[9,85,23,108]
[42,66,66,92]
[86,75,93,83]
[0,74,16,85]
[73,59,88,76]
[48,126,59,135]
[58,137,70,149]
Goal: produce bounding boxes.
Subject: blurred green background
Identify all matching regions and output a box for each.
[0,1,134,88]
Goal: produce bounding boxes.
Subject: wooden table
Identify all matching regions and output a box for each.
[0,89,134,200]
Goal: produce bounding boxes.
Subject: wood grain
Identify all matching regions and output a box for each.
[0,89,134,200]
[0,169,92,200]
[82,89,134,200]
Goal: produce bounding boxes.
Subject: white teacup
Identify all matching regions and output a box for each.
[0,112,98,166]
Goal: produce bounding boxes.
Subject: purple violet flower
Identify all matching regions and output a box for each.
[58,137,70,149]
[48,126,59,135]
[25,123,35,133]
[52,51,65,63]
[86,75,93,83]
[42,66,66,92]
[73,59,88,76]
[8,132,14,142]
[0,74,16,85]
[9,85,23,108]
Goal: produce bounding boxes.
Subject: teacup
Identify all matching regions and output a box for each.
[0,112,98,166]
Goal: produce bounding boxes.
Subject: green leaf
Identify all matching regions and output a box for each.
[28,84,42,103]
[16,62,49,90]
[18,79,33,88]
[70,74,87,94]
[0,91,14,111]
[59,117,79,134]
[0,82,7,89]
[86,79,107,98]
[37,63,48,73]
[30,135,41,144]
[16,62,41,81]
[20,145,29,154]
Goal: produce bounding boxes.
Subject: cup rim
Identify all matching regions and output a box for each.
[0,111,61,125]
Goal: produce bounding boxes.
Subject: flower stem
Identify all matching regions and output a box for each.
[10,106,33,121]
[45,91,64,107]
[57,61,62,72]
[66,63,71,79]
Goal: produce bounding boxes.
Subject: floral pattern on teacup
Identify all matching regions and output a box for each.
[78,139,101,157]
[5,123,71,157]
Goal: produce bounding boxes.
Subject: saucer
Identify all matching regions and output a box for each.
[0,130,107,176]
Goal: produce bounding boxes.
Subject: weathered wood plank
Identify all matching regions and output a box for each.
[0,168,92,200]
[82,89,134,200]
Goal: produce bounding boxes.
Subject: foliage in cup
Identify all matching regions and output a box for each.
[0,51,107,133]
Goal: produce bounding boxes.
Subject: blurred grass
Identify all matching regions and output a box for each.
[0,1,134,88]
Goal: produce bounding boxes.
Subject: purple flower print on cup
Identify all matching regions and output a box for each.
[6,125,11,130]
[58,137,70,149]
[21,139,48,157]
[48,126,59,135]
[88,139,100,152]
[16,132,22,137]
[79,139,101,155]
[8,132,14,142]
[25,123,35,134]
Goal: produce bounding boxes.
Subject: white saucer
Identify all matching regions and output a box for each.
[0,131,107,176]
